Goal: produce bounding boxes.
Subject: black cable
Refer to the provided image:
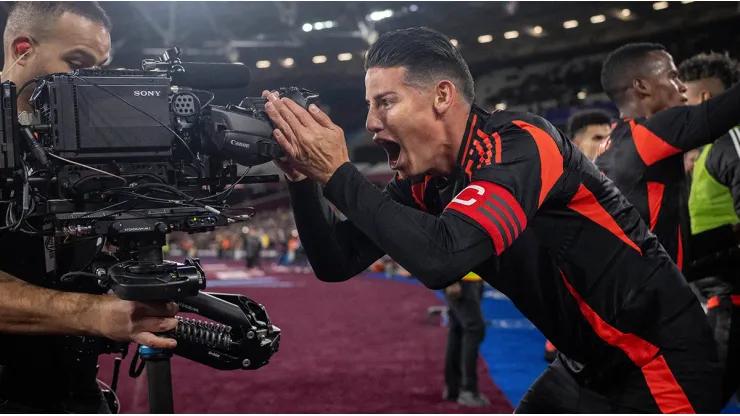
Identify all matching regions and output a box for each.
[192,88,215,108]
[197,167,251,203]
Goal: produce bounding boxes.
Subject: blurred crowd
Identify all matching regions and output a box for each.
[165,207,306,268]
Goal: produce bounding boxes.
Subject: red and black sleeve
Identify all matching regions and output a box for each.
[321,116,565,290]
[287,174,416,282]
[444,119,565,254]
[628,82,740,166]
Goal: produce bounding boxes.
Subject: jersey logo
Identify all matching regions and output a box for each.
[446,181,527,255]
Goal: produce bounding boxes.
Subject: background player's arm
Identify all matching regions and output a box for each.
[707,133,740,217]
[322,119,556,290]
[287,177,417,282]
[635,82,740,164]
[687,136,740,274]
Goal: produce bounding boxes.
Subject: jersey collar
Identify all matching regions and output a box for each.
[456,103,489,169]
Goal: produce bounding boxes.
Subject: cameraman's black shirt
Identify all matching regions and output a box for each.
[0,232,105,405]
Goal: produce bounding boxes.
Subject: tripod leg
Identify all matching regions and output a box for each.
[146,359,174,413]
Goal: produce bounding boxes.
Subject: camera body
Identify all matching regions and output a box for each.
[0,48,309,376]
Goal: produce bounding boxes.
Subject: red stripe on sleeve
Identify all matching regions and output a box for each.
[560,269,695,413]
[445,181,527,254]
[512,120,564,207]
[479,202,513,244]
[676,225,683,271]
[646,181,665,232]
[629,120,681,166]
[641,356,696,414]
[568,184,642,254]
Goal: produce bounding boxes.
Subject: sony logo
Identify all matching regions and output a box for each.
[230,140,250,149]
[133,90,162,97]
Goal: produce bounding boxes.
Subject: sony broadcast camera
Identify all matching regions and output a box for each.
[0,47,317,412]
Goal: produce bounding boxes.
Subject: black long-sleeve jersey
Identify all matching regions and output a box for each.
[289,104,706,393]
[595,82,740,271]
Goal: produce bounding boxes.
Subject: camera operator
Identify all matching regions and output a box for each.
[0,2,178,413]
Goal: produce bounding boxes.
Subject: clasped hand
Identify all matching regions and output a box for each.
[262,90,350,185]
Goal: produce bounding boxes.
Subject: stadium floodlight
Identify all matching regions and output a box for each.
[368,10,393,21]
[590,14,606,24]
[653,1,669,10]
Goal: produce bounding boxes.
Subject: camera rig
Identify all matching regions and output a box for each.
[0,47,317,413]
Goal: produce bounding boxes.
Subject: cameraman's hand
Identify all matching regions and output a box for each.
[92,294,179,349]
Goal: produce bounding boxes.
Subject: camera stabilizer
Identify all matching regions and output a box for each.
[0,47,312,413]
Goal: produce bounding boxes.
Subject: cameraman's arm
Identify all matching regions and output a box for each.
[0,271,97,334]
[0,271,178,348]
[287,178,385,282]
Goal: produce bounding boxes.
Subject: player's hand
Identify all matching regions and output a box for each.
[262,90,349,186]
[91,294,179,349]
[445,282,462,300]
[261,91,307,183]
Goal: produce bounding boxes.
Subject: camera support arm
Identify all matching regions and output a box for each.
[171,291,281,370]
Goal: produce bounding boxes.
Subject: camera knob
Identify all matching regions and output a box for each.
[155,222,169,234]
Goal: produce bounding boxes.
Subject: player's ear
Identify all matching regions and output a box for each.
[700,91,712,103]
[433,80,455,115]
[633,77,650,97]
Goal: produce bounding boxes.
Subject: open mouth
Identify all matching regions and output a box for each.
[374,138,402,169]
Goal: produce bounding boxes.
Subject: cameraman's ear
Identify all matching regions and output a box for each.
[433,80,455,115]
[11,37,34,64]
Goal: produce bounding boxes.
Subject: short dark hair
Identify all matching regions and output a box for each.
[678,51,740,90]
[365,27,475,104]
[601,42,666,106]
[4,2,112,49]
[567,109,613,138]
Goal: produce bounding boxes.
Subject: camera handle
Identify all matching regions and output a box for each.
[102,235,280,414]
[139,346,175,414]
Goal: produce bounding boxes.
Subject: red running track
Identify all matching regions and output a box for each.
[97,270,512,413]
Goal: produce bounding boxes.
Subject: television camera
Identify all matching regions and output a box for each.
[0,47,316,413]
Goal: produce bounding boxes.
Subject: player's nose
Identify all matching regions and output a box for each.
[366,112,383,133]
